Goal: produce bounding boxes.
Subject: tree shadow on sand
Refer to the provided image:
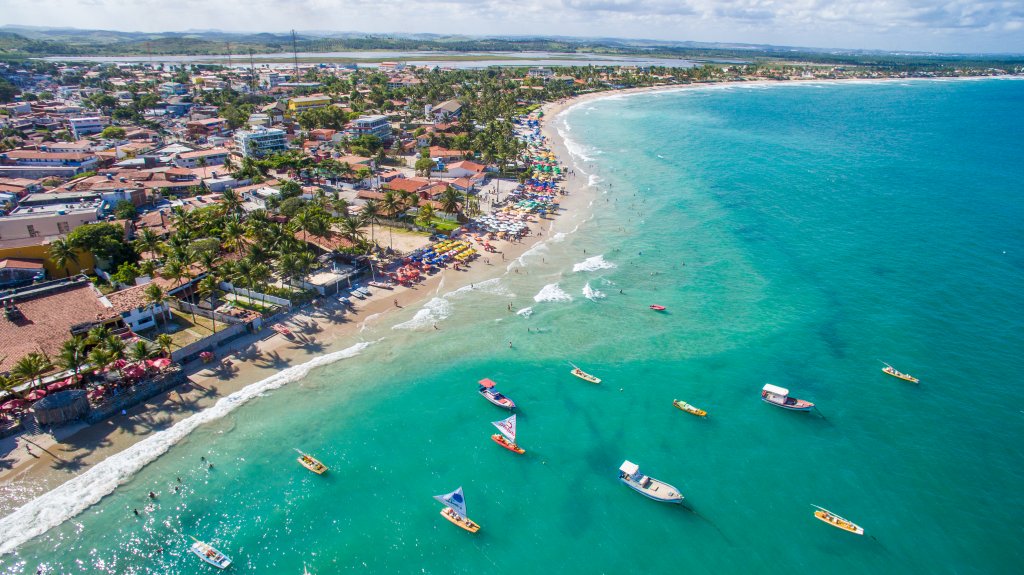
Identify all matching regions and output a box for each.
[256,351,291,370]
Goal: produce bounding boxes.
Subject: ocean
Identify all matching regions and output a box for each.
[3,78,1023,574]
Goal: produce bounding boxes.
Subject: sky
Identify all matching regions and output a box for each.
[2,0,1023,54]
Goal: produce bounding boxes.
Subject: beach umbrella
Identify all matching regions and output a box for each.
[46,377,76,392]
[1,399,27,411]
[25,389,47,401]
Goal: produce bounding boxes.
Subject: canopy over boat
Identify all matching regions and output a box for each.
[434,487,468,518]
[478,378,497,389]
[762,383,789,396]
[492,414,517,443]
[619,460,640,476]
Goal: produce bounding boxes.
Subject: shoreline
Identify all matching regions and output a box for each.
[0,105,598,550]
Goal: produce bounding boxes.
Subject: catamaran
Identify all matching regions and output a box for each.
[761,384,815,411]
[491,414,525,454]
[673,399,707,417]
[569,363,601,384]
[618,460,684,504]
[882,362,919,383]
[294,449,328,475]
[813,505,865,535]
[435,487,480,533]
[190,536,232,569]
[478,378,516,410]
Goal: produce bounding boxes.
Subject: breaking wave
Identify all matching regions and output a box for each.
[392,298,452,330]
[533,283,573,303]
[573,255,617,273]
[583,282,607,301]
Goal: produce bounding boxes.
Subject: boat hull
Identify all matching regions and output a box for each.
[491,434,525,454]
[297,456,328,475]
[571,369,601,384]
[761,393,814,411]
[619,477,684,504]
[673,400,707,417]
[814,510,864,535]
[190,543,231,569]
[883,367,919,383]
[480,390,516,410]
[440,508,480,533]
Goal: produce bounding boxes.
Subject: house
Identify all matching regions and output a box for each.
[0,192,103,242]
[0,150,100,179]
[0,258,46,288]
[173,148,230,169]
[186,117,230,139]
[427,146,470,162]
[440,160,486,179]
[430,99,462,121]
[67,116,106,138]
[105,282,168,332]
[287,95,331,115]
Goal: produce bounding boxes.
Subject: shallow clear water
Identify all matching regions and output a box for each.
[3,78,1023,574]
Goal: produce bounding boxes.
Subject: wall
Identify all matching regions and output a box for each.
[169,321,248,363]
[219,281,292,309]
[0,209,100,242]
[84,369,187,424]
[0,240,96,278]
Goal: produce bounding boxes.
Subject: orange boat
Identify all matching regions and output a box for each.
[490,414,525,454]
[813,505,865,535]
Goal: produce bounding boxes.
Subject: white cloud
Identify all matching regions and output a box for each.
[1,0,1022,52]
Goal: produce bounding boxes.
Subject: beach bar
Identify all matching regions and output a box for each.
[32,390,90,426]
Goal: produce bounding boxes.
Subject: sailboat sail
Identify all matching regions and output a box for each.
[433,487,468,518]
[492,414,517,443]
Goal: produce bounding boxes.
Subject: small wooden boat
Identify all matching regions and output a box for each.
[348,289,366,300]
[354,286,372,297]
[673,399,707,417]
[435,487,480,533]
[649,305,666,311]
[478,378,516,410]
[491,414,525,454]
[295,449,328,475]
[882,362,919,383]
[272,325,293,339]
[813,505,865,535]
[569,363,601,384]
[190,536,232,569]
[368,280,393,290]
[618,460,683,503]
[761,384,815,411]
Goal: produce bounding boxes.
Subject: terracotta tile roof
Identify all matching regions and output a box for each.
[0,258,44,270]
[105,284,151,314]
[294,229,355,252]
[0,283,117,373]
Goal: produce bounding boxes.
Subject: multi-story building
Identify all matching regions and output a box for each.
[234,127,288,158]
[349,115,392,141]
[0,150,100,179]
[0,193,103,242]
[67,116,106,138]
[287,95,331,116]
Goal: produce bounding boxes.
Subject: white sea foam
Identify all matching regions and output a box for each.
[587,174,604,187]
[507,240,549,271]
[560,130,601,163]
[533,283,573,303]
[572,255,617,273]
[516,307,534,318]
[583,282,606,301]
[444,277,514,299]
[392,298,452,330]
[0,341,374,555]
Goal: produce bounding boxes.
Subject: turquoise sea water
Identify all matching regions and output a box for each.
[3,78,1024,574]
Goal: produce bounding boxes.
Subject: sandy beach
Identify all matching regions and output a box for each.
[0,104,600,517]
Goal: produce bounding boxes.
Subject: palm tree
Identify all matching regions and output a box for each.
[197,275,222,334]
[415,204,436,229]
[87,346,114,379]
[362,200,381,251]
[220,188,242,216]
[156,334,174,358]
[197,156,208,180]
[0,374,24,400]
[86,325,113,347]
[48,237,80,278]
[11,353,51,391]
[103,335,127,381]
[222,218,247,254]
[439,186,462,219]
[337,215,367,248]
[144,283,172,322]
[379,191,403,252]
[133,228,162,259]
[128,340,157,363]
[57,336,88,383]
[161,259,196,324]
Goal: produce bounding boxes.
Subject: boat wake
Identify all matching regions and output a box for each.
[392,297,452,330]
[573,255,617,273]
[533,283,573,303]
[0,341,374,555]
[582,282,607,301]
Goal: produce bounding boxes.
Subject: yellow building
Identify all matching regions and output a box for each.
[287,95,332,116]
[0,238,96,279]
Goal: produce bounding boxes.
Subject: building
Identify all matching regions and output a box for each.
[430,99,462,121]
[234,127,288,158]
[105,282,168,332]
[186,117,230,139]
[0,150,100,179]
[0,258,46,288]
[287,95,331,115]
[0,192,103,241]
[67,116,106,138]
[173,147,230,169]
[349,115,392,141]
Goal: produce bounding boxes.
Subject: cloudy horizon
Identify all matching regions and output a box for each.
[2,0,1023,54]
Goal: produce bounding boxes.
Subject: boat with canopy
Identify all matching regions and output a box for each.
[491,414,525,454]
[761,383,815,411]
[294,449,328,474]
[189,536,232,569]
[813,505,865,535]
[618,460,683,503]
[882,362,919,383]
[478,378,516,410]
[673,399,707,417]
[569,363,601,384]
[435,487,480,533]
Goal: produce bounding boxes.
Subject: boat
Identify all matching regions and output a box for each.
[294,449,328,474]
[761,384,815,411]
[672,399,707,417]
[337,296,352,306]
[434,487,480,533]
[348,289,366,300]
[273,324,294,339]
[190,536,232,569]
[478,378,516,410]
[882,362,919,383]
[368,280,393,290]
[618,460,683,503]
[569,363,601,384]
[491,414,525,454]
[650,305,666,311]
[354,286,372,297]
[813,505,865,535]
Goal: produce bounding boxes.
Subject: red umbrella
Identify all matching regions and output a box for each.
[46,377,76,392]
[1,398,28,411]
[150,358,172,370]
[25,389,46,401]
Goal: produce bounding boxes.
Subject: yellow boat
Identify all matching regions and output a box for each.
[295,449,328,475]
[882,363,919,383]
[673,399,707,417]
[813,505,864,535]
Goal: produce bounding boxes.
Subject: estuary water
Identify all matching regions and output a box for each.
[3,77,1023,574]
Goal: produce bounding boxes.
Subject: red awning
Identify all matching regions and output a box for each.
[478,378,496,388]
